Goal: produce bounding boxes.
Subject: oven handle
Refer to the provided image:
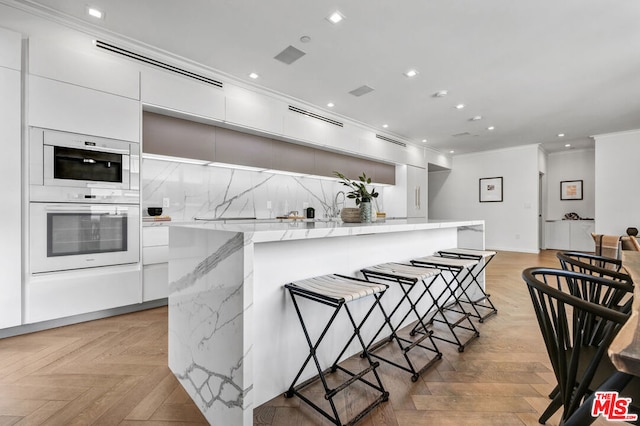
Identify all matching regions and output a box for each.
[43,205,132,214]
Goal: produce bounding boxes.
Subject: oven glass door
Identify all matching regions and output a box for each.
[30,203,140,273]
[53,146,123,183]
[48,210,127,257]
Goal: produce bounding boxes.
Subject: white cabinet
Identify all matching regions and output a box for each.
[28,75,140,142]
[26,265,141,323]
[29,37,140,100]
[142,225,169,301]
[141,67,225,121]
[545,220,595,251]
[283,108,330,146]
[0,28,22,329]
[407,165,427,218]
[0,27,21,70]
[225,85,284,135]
[570,221,596,252]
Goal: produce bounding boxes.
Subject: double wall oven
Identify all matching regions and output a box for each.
[29,128,140,274]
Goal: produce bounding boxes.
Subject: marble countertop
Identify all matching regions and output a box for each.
[167,218,484,243]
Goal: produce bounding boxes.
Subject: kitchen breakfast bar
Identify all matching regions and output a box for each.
[167,218,485,425]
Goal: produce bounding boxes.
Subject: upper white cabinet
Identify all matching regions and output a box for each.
[29,37,139,100]
[324,122,360,154]
[28,75,140,142]
[141,66,225,121]
[0,27,22,329]
[283,108,331,146]
[0,27,20,70]
[405,144,426,168]
[225,85,284,135]
[407,165,427,218]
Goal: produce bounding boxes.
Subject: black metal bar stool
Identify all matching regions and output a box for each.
[284,274,390,426]
[436,248,498,322]
[360,262,443,382]
[409,255,480,352]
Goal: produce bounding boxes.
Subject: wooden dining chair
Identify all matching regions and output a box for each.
[556,251,633,315]
[522,267,639,424]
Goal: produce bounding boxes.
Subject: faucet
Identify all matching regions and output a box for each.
[333,191,345,218]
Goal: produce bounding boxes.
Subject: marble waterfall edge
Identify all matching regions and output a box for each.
[168,228,254,426]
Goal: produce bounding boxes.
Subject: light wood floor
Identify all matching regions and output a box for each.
[0,250,616,425]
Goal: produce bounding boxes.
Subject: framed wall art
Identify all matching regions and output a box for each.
[479,177,503,202]
[560,180,583,200]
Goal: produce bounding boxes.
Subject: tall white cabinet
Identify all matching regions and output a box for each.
[407,165,427,218]
[0,27,22,328]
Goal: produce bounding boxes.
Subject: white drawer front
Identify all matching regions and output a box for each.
[142,246,168,265]
[143,263,168,301]
[143,226,169,247]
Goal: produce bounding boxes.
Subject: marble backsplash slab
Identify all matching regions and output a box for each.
[142,159,387,221]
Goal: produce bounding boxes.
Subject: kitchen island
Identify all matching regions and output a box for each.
[167,218,484,425]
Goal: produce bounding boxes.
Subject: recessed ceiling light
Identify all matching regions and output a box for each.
[300,35,311,43]
[87,6,103,19]
[422,139,427,143]
[558,133,565,137]
[327,102,335,108]
[487,126,495,131]
[404,69,418,78]
[455,104,465,109]
[470,115,482,121]
[327,11,345,24]
[449,150,455,154]
[382,124,389,128]
[565,143,571,148]
[249,72,259,79]
[434,90,448,97]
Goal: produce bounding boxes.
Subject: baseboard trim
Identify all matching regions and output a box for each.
[0,299,168,339]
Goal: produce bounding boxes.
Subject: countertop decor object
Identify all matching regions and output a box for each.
[147,207,163,216]
[340,207,360,223]
[334,171,379,206]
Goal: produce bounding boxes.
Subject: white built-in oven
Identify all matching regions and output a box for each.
[29,203,140,273]
[30,127,139,204]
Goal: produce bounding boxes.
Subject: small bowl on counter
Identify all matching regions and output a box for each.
[147,207,163,216]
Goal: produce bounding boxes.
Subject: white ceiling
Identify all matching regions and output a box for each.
[4,0,640,155]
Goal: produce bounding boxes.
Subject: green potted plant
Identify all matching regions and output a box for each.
[334,171,379,223]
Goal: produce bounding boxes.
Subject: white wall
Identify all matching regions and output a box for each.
[429,144,540,253]
[546,149,595,220]
[594,130,640,235]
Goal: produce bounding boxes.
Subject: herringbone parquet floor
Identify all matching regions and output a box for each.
[0,250,618,425]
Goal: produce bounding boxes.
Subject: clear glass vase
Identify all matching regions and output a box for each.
[359,199,372,223]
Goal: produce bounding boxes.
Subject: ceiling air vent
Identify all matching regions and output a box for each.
[274,45,306,65]
[452,132,472,137]
[376,134,407,147]
[95,40,223,88]
[349,85,375,97]
[288,106,343,127]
